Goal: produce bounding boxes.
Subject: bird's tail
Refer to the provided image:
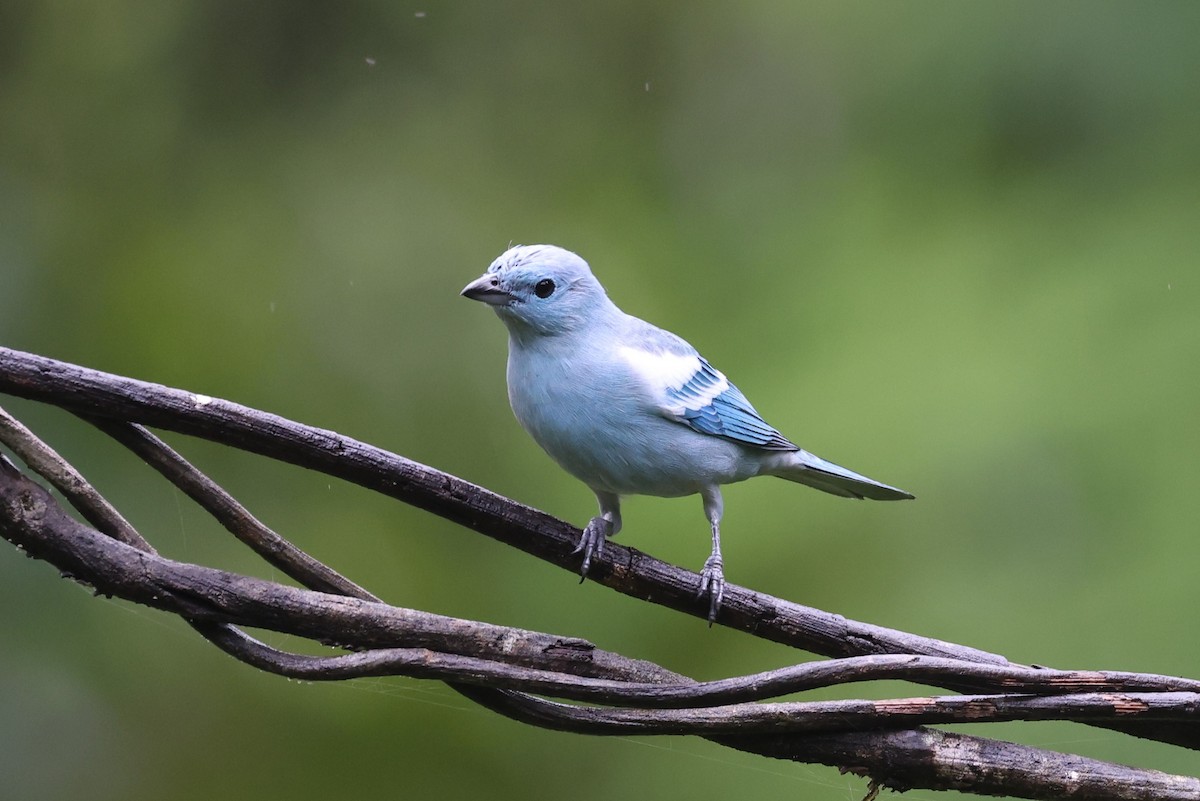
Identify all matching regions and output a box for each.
[763,449,914,501]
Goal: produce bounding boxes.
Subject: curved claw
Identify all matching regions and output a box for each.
[573,516,612,581]
[697,555,725,625]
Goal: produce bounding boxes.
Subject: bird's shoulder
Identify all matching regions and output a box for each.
[610,314,702,389]
[617,314,699,356]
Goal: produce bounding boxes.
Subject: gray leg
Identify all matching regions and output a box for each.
[698,486,725,623]
[574,491,622,580]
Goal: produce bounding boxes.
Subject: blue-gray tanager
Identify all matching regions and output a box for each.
[462,244,913,622]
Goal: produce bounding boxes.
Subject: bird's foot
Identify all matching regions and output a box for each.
[573,516,612,582]
[697,554,725,624]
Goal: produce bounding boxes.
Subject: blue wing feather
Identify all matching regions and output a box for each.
[666,359,797,451]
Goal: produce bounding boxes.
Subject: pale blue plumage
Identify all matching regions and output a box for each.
[462,244,913,622]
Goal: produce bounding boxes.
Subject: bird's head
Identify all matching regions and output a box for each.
[461,245,616,338]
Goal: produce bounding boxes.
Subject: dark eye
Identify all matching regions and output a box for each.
[534,279,556,299]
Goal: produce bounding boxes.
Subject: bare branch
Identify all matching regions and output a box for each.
[730,727,1200,801]
[79,415,380,601]
[449,688,1200,736]
[0,403,152,551]
[3,346,1200,800]
[160,623,1200,709]
[0,347,1009,663]
[4,464,1198,800]
[5,347,1199,746]
[0,465,667,678]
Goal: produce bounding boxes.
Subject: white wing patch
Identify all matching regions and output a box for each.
[619,345,798,451]
[618,346,729,416]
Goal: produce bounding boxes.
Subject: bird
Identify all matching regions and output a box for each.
[461,244,913,622]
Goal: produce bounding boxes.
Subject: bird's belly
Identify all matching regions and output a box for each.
[519,399,757,497]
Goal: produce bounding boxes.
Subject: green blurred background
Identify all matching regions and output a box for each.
[2,2,1198,799]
